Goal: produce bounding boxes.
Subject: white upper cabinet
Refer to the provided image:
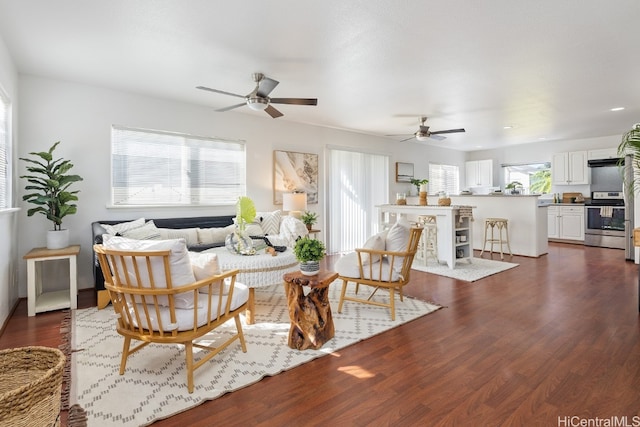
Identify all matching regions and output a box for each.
[465,159,493,188]
[552,151,588,185]
[587,147,619,160]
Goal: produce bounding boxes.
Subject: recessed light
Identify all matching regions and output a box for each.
[538,137,547,140]
[503,126,513,129]
[610,107,625,111]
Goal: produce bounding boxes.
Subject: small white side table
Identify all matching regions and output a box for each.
[23,245,80,317]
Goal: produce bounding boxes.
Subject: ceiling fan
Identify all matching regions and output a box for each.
[196,73,318,118]
[390,117,466,142]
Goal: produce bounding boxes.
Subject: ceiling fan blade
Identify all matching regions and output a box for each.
[196,86,246,99]
[265,105,284,118]
[430,128,466,135]
[256,77,279,97]
[270,98,318,106]
[216,102,246,112]
[399,136,415,142]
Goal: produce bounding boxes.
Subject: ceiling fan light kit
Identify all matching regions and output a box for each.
[197,72,317,118]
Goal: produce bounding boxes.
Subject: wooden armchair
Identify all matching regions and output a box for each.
[94,243,248,393]
[336,226,423,320]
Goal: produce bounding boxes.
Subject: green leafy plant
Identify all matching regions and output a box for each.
[300,211,318,227]
[409,178,429,194]
[235,196,256,232]
[293,237,326,262]
[505,181,523,190]
[618,123,640,199]
[19,141,83,230]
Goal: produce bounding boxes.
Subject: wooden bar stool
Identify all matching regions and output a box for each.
[417,215,438,263]
[480,218,512,260]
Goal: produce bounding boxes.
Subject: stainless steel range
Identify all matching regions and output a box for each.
[584,191,631,258]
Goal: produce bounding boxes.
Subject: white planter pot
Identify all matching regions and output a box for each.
[47,229,70,250]
[299,261,320,276]
[419,183,428,193]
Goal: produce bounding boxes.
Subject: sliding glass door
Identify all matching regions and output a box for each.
[327,147,389,254]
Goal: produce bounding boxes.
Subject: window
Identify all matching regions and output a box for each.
[429,163,459,195]
[327,148,389,254]
[0,89,9,209]
[502,162,551,194]
[111,126,245,206]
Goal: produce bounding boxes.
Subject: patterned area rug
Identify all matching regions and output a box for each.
[70,282,441,426]
[411,257,519,282]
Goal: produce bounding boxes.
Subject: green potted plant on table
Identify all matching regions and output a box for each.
[226,196,257,255]
[505,181,523,195]
[410,178,429,195]
[300,211,318,232]
[293,236,326,276]
[20,141,83,249]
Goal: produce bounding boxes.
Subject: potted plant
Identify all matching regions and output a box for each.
[226,196,257,255]
[505,181,523,195]
[20,141,83,249]
[300,211,318,232]
[293,236,326,276]
[618,123,640,198]
[410,178,429,195]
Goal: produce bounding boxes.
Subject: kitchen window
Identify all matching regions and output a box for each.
[502,162,551,194]
[111,126,246,206]
[429,163,459,195]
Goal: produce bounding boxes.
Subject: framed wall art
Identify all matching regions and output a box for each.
[273,150,318,204]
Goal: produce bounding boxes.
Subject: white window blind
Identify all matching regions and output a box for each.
[327,148,389,254]
[0,91,9,209]
[429,163,459,195]
[111,126,245,206]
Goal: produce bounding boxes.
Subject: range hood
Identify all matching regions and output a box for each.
[587,158,623,167]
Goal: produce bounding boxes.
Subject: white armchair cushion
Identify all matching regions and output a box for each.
[335,253,402,282]
[127,282,249,331]
[188,251,230,294]
[385,218,411,272]
[102,235,198,309]
[361,231,386,265]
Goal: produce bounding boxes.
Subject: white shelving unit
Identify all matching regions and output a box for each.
[377,205,475,269]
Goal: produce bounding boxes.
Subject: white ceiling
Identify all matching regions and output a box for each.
[0,0,639,151]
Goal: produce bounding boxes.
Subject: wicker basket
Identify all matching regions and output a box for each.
[438,197,451,206]
[0,346,65,427]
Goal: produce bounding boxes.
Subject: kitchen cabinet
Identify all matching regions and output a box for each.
[465,159,493,188]
[588,147,618,160]
[548,205,584,241]
[552,151,588,185]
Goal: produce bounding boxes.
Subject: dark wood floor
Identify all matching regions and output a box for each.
[2,242,640,426]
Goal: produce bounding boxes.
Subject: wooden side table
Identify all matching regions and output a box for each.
[307,229,321,239]
[23,245,80,317]
[283,269,338,350]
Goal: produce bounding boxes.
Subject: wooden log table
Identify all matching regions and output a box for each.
[283,270,339,350]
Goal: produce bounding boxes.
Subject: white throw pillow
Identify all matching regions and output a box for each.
[360,231,386,265]
[278,216,308,247]
[121,220,161,240]
[256,210,282,235]
[385,218,411,272]
[102,235,198,309]
[197,224,235,245]
[244,223,265,237]
[101,218,145,235]
[188,251,228,294]
[158,228,199,246]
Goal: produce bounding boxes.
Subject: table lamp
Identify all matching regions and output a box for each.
[283,192,307,219]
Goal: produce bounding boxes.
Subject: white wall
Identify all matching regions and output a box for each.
[16,75,463,297]
[0,34,19,327]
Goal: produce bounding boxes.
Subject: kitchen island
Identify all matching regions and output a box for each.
[377,204,474,269]
[449,194,548,257]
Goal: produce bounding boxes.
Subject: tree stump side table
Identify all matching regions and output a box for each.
[283,270,339,350]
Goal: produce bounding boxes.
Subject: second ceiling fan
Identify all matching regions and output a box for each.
[196,73,317,118]
[391,117,466,142]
